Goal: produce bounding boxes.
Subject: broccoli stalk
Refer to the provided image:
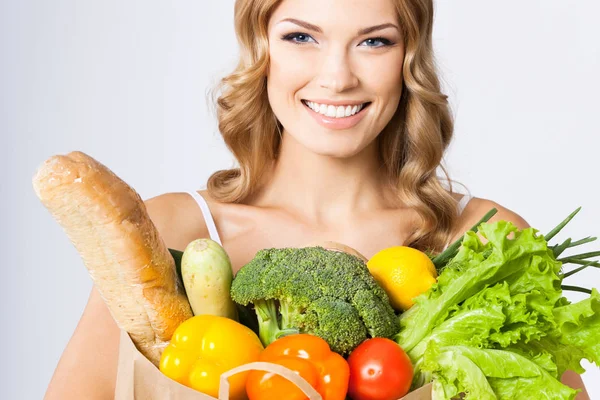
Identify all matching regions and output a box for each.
[253,299,300,345]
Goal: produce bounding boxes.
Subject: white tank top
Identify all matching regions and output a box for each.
[187,191,473,249]
[187,191,223,246]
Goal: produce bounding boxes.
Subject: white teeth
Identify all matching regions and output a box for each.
[304,101,367,118]
[326,105,337,117]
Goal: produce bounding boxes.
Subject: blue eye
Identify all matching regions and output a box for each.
[282,32,317,44]
[360,37,394,48]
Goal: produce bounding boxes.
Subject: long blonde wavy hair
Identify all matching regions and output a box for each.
[207,0,462,253]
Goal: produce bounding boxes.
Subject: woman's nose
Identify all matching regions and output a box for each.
[316,49,359,93]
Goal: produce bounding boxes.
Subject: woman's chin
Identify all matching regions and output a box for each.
[301,137,367,159]
[282,126,373,159]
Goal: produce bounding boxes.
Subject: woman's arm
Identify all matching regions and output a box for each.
[562,370,591,400]
[44,287,120,400]
[453,197,591,399]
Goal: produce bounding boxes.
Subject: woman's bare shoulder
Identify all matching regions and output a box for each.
[449,196,530,243]
[144,191,212,250]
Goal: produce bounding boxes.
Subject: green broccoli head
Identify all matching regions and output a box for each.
[302,296,368,355]
[229,249,275,305]
[352,289,399,338]
[230,246,400,355]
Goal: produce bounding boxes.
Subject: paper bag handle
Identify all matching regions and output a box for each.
[218,361,322,400]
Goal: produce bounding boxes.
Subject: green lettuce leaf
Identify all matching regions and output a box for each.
[512,289,600,375]
[553,288,600,371]
[397,221,552,352]
[426,349,497,400]
[422,344,578,400]
[408,282,510,361]
[396,219,599,399]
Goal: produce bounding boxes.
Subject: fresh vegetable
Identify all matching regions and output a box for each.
[159,314,264,399]
[230,246,399,355]
[181,238,238,320]
[246,333,350,400]
[422,343,582,400]
[396,213,600,399]
[431,207,498,271]
[347,338,414,400]
[367,246,437,311]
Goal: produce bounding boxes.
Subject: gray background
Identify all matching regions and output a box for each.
[2,0,599,398]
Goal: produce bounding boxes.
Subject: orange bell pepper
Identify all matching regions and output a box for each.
[246,334,350,400]
[159,314,264,400]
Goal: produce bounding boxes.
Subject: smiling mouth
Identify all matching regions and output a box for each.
[301,100,371,118]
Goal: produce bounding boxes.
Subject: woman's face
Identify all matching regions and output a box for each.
[267,0,405,158]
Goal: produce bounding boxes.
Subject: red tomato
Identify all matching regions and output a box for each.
[347,338,414,400]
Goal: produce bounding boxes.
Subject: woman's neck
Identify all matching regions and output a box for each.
[251,132,393,225]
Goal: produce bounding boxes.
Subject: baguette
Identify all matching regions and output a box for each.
[32,151,193,366]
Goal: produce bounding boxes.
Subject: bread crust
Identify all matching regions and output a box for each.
[33,151,193,366]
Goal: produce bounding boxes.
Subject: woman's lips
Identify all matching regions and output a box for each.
[302,100,371,130]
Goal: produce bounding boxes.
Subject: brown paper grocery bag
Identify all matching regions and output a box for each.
[114,330,432,400]
[115,330,208,399]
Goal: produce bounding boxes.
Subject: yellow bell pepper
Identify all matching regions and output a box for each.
[160,314,264,399]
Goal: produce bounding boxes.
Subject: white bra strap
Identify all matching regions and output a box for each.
[187,191,223,246]
[441,193,474,251]
[457,193,473,216]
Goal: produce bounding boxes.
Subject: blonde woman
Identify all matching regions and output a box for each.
[44,0,589,398]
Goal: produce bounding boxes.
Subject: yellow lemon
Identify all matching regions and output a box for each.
[367,246,437,311]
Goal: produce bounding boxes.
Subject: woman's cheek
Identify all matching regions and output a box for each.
[357,51,403,90]
[268,45,318,113]
[270,43,318,80]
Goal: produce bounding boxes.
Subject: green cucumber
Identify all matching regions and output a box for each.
[181,239,238,320]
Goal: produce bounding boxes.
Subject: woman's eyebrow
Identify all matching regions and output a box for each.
[359,23,399,35]
[278,18,322,33]
[277,18,399,35]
